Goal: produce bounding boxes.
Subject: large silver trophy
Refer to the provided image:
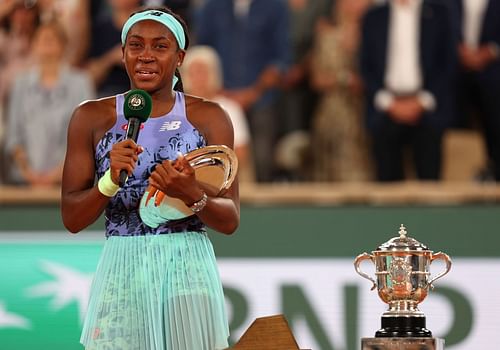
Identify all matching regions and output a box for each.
[354,224,451,339]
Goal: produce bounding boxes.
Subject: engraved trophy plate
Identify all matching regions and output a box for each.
[354,225,452,338]
[361,337,444,350]
[139,145,238,227]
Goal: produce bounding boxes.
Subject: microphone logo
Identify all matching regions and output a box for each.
[128,93,146,110]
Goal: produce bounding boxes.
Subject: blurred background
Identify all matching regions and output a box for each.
[0,0,499,349]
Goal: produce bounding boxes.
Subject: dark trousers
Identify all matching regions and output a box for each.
[372,118,443,181]
[456,73,500,181]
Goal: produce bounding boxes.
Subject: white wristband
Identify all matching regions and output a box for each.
[97,169,120,197]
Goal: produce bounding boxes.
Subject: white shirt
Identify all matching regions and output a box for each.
[463,0,488,48]
[214,95,250,147]
[385,0,423,94]
[376,0,435,111]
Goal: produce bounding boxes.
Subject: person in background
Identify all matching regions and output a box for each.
[85,0,141,97]
[309,0,373,182]
[0,1,39,103]
[195,0,290,182]
[451,0,500,182]
[181,45,254,182]
[62,7,238,349]
[5,20,94,186]
[37,0,91,67]
[360,0,456,181]
[0,1,40,182]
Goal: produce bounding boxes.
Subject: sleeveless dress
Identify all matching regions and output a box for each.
[80,91,230,350]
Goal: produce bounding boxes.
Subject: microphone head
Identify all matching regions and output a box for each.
[123,89,152,123]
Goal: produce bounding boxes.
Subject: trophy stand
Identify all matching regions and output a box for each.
[361,337,444,350]
[354,225,452,350]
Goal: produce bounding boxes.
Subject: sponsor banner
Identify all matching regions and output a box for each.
[0,239,498,349]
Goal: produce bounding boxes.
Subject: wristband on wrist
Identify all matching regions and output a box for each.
[189,192,208,213]
[97,169,120,197]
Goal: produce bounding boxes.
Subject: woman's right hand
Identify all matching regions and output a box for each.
[108,139,144,184]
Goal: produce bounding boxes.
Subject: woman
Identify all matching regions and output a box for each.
[5,20,93,186]
[309,0,373,182]
[61,7,239,350]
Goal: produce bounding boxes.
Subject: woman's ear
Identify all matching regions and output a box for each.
[177,49,186,67]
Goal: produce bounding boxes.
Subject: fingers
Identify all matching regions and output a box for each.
[109,139,141,180]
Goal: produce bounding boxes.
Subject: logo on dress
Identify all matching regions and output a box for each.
[121,123,145,131]
[159,121,182,131]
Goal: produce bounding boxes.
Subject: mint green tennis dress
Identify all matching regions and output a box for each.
[80,91,229,350]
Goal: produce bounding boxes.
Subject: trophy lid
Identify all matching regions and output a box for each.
[376,224,429,251]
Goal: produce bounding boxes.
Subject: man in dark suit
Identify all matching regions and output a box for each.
[452,0,500,181]
[360,0,456,181]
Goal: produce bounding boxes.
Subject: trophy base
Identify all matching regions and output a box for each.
[361,337,444,350]
[375,316,432,338]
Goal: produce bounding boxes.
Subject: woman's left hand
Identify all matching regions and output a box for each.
[148,153,204,207]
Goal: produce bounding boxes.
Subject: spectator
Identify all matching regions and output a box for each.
[309,0,373,182]
[195,0,290,182]
[36,0,91,67]
[273,0,331,181]
[181,45,255,182]
[85,0,141,97]
[451,0,500,182]
[5,21,94,186]
[360,0,456,181]
[0,1,40,183]
[0,1,40,103]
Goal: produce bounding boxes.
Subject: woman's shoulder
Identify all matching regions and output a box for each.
[71,95,116,126]
[185,94,229,121]
[184,93,234,144]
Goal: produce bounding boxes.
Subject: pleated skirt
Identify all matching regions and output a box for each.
[80,232,229,350]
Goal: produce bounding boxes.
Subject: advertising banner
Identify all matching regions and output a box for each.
[0,238,498,350]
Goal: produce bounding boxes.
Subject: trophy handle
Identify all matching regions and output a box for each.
[354,252,377,290]
[428,251,452,289]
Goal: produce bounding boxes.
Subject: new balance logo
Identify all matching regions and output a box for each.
[159,121,182,131]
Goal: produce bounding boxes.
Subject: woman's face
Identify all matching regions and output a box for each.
[32,25,65,63]
[123,20,185,93]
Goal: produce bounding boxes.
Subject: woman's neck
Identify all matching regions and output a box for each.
[39,61,62,88]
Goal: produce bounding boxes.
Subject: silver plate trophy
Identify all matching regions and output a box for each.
[354,224,452,338]
[140,145,238,227]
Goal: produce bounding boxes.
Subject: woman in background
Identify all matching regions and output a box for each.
[5,20,94,186]
[309,0,373,182]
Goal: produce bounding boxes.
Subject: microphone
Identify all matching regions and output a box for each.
[119,89,152,187]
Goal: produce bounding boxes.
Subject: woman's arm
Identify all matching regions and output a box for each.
[148,98,240,235]
[61,102,110,233]
[61,100,144,233]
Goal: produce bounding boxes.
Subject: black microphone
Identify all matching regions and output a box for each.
[119,89,152,187]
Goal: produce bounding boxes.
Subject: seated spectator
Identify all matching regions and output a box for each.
[181,45,255,182]
[4,21,94,186]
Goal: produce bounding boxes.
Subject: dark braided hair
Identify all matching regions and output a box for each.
[128,6,190,92]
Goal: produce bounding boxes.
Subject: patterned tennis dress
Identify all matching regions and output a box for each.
[80,91,230,350]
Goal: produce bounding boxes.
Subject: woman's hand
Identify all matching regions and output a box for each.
[148,153,204,206]
[108,139,143,184]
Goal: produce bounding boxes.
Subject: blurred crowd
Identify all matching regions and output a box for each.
[0,0,499,187]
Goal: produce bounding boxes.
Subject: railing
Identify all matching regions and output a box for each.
[1,181,499,205]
